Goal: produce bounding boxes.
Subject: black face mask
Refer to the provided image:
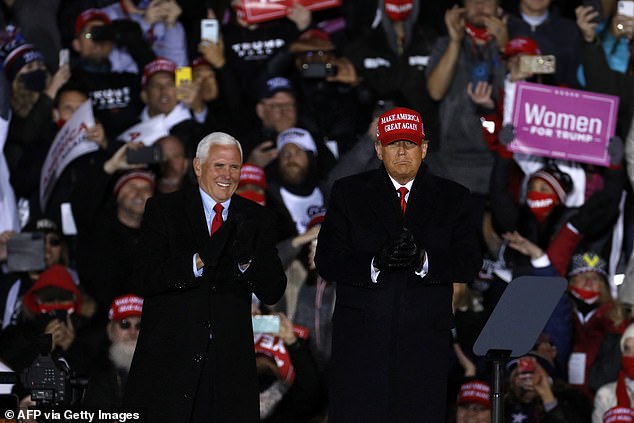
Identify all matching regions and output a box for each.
[19,69,47,92]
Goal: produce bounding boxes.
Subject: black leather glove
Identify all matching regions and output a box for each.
[233,218,257,267]
[374,228,425,272]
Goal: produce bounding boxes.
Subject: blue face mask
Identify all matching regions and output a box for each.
[19,69,47,92]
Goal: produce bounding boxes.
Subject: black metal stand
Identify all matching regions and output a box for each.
[474,276,568,423]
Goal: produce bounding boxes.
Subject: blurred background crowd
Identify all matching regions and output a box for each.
[2,0,634,421]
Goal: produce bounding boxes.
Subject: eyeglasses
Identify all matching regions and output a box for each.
[118,319,141,330]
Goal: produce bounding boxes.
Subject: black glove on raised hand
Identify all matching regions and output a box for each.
[374,228,425,272]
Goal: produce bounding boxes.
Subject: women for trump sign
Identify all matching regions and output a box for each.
[508,82,618,167]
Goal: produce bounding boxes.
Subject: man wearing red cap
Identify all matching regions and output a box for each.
[83,294,143,407]
[135,57,204,153]
[315,107,481,422]
[70,8,155,137]
[455,380,492,423]
[125,132,285,423]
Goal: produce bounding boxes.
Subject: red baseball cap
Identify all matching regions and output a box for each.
[376,107,425,146]
[503,37,541,58]
[142,57,176,87]
[75,9,111,36]
[457,380,492,409]
[108,294,143,321]
[604,407,634,423]
[239,163,267,190]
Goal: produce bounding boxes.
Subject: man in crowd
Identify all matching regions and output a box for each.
[138,57,203,153]
[71,8,154,138]
[425,0,507,199]
[268,127,325,235]
[83,294,143,407]
[455,379,492,423]
[315,107,481,422]
[125,132,286,422]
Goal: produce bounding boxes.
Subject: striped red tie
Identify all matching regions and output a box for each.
[211,203,224,236]
[398,187,408,214]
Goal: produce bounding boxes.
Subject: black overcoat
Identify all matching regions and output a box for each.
[315,164,481,423]
[124,187,286,422]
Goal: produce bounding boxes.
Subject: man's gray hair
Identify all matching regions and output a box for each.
[196,132,243,163]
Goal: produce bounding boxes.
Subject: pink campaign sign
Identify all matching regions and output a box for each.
[508,81,619,167]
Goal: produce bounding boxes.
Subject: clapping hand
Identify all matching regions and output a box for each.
[375,228,425,272]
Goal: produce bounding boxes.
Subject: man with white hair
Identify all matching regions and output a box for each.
[125,132,286,423]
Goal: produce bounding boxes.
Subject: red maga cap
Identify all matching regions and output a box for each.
[75,9,111,36]
[142,57,176,87]
[376,107,425,146]
[503,36,541,57]
[108,294,143,321]
[457,380,492,409]
[604,407,634,423]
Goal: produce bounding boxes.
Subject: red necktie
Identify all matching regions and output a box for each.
[211,203,224,236]
[398,187,408,214]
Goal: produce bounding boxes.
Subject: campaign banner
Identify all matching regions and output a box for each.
[508,81,619,167]
[117,115,168,145]
[236,0,341,25]
[40,100,97,210]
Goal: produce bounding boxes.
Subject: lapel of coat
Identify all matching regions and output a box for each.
[185,186,212,251]
[366,165,405,238]
[404,164,436,232]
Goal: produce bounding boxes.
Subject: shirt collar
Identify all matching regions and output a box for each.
[387,175,414,192]
[199,187,231,223]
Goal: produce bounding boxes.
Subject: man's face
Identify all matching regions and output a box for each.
[192,65,218,102]
[256,92,297,133]
[107,316,141,344]
[375,140,427,185]
[117,178,154,217]
[53,90,88,124]
[279,143,309,186]
[520,0,551,15]
[465,0,498,26]
[72,21,114,61]
[142,72,178,116]
[456,403,492,423]
[194,144,242,202]
[159,136,189,179]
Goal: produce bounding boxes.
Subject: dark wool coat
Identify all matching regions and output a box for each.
[315,164,481,423]
[124,188,286,422]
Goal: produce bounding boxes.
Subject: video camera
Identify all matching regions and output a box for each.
[0,334,87,407]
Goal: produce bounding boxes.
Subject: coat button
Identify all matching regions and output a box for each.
[194,354,203,363]
[184,392,191,400]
